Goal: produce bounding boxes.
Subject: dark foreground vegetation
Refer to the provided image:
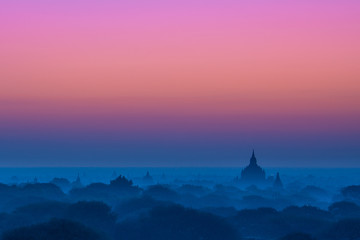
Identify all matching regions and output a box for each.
[1,175,360,240]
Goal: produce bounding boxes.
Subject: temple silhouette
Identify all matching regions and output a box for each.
[273,172,283,189]
[241,150,266,184]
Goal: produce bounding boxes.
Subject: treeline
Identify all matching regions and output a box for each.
[2,199,360,240]
[1,175,360,240]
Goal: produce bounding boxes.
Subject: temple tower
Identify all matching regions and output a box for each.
[241,150,266,184]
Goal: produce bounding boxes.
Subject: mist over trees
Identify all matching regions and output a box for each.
[1,173,360,240]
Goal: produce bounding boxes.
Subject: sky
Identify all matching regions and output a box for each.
[0,0,359,167]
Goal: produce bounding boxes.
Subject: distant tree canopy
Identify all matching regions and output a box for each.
[11,201,69,223]
[2,219,106,240]
[65,201,117,233]
[341,185,360,201]
[21,183,65,198]
[110,175,134,188]
[113,196,171,220]
[69,175,141,202]
[50,178,71,190]
[115,205,239,240]
[282,206,332,220]
[328,201,360,219]
[0,183,66,212]
[322,219,360,240]
[2,176,360,240]
[231,206,332,239]
[0,201,116,236]
[280,232,316,240]
[143,185,178,201]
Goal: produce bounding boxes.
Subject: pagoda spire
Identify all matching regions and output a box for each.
[250,149,257,165]
[273,172,283,189]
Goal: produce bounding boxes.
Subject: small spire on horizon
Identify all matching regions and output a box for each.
[250,149,257,165]
[274,172,283,189]
[76,173,81,182]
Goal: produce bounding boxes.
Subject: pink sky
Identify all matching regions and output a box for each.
[0,0,359,166]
